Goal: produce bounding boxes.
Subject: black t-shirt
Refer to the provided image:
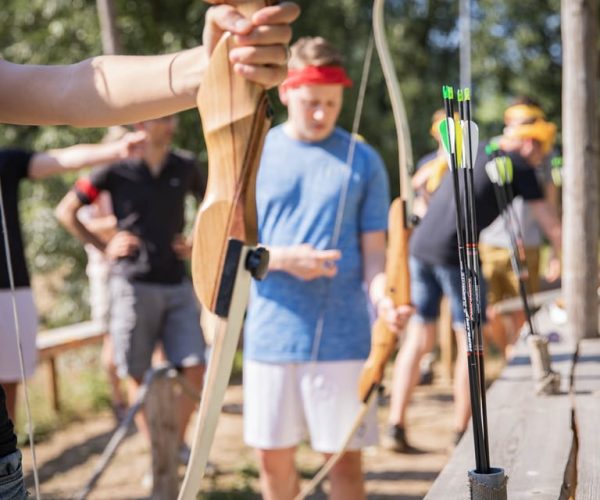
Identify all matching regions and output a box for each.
[0,385,17,458]
[75,150,206,284]
[410,145,544,267]
[0,149,33,289]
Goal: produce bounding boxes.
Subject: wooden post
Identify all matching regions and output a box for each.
[145,370,180,500]
[561,0,599,339]
[95,0,121,55]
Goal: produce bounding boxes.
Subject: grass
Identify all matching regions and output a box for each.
[16,344,113,445]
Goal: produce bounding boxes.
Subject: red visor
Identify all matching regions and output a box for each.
[281,65,353,89]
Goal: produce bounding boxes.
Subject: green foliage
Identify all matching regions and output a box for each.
[0,0,567,326]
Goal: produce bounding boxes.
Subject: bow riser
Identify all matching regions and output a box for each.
[192,32,272,313]
[358,197,410,401]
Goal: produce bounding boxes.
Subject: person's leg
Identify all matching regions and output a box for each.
[385,257,442,451]
[1,384,17,424]
[452,327,471,434]
[255,447,299,500]
[244,360,305,499]
[300,360,378,497]
[100,334,126,418]
[0,289,38,425]
[109,276,160,445]
[388,321,437,429]
[179,364,204,444]
[326,450,364,500]
[161,280,206,446]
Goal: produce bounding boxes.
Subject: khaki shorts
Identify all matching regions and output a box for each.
[479,244,540,305]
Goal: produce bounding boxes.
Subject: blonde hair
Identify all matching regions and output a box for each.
[288,37,344,70]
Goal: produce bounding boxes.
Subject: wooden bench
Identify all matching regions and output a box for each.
[37,321,105,411]
[426,298,600,499]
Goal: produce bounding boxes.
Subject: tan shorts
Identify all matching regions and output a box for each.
[0,288,38,382]
[479,244,540,305]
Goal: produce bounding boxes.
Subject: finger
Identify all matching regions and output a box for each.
[208,4,253,33]
[233,63,287,88]
[233,24,292,46]
[230,45,288,66]
[317,250,342,261]
[251,2,301,26]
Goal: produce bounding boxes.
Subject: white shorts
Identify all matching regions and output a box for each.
[243,359,378,453]
[0,289,38,382]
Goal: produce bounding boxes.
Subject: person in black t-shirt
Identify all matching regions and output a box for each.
[383,127,562,453]
[56,115,207,464]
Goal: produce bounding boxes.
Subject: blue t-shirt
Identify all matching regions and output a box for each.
[244,125,390,363]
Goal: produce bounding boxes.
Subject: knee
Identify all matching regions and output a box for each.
[329,451,362,483]
[256,449,296,478]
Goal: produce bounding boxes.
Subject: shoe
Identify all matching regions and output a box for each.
[179,443,191,465]
[453,429,465,446]
[382,425,420,454]
[418,369,434,386]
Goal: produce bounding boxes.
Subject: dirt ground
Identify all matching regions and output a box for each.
[21,372,462,500]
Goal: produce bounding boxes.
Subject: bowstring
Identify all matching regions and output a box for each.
[308,35,375,374]
[0,176,41,498]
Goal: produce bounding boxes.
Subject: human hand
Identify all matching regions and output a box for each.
[115,131,147,160]
[273,244,342,280]
[376,297,414,334]
[105,231,140,260]
[203,1,300,88]
[545,256,561,283]
[172,233,192,260]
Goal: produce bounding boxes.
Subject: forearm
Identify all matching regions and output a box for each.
[531,200,562,256]
[0,49,205,127]
[29,143,123,179]
[265,246,292,272]
[56,195,107,252]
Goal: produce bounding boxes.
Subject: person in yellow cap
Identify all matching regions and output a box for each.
[384,97,562,454]
[479,97,562,358]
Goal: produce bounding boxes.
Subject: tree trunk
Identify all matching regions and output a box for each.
[96,0,121,55]
[561,0,599,339]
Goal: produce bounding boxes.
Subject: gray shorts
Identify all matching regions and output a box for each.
[109,276,206,379]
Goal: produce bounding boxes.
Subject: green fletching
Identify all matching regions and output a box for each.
[494,157,506,185]
[438,118,452,154]
[464,88,471,100]
[551,156,563,168]
[505,156,514,182]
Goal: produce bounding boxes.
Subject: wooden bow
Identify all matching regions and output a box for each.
[179,2,274,498]
[295,2,414,497]
[357,0,414,402]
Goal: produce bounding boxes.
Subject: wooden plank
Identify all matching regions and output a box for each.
[574,338,600,499]
[37,321,105,360]
[426,310,576,499]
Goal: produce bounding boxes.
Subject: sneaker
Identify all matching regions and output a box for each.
[382,425,420,454]
[179,443,191,465]
[453,429,465,446]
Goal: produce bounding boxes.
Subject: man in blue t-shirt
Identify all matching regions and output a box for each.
[243,36,412,499]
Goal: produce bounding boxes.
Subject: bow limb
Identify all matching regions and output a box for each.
[179,3,274,499]
[357,0,414,402]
